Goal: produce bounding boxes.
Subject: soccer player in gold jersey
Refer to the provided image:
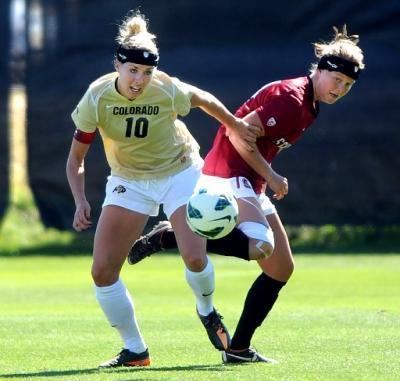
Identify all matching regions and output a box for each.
[66,10,259,368]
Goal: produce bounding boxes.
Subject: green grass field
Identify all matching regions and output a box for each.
[0,254,399,381]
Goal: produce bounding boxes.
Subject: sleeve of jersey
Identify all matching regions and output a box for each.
[256,96,300,136]
[70,88,98,134]
[170,77,192,117]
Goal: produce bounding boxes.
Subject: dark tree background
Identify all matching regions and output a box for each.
[1,0,399,228]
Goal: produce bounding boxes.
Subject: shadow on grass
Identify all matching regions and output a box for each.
[17,243,93,256]
[291,245,400,255]
[2,243,399,257]
[7,245,399,257]
[0,232,94,256]
[0,364,231,379]
[1,227,399,256]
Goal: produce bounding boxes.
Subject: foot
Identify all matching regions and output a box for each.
[197,308,231,350]
[99,348,151,368]
[222,348,277,364]
[127,221,172,265]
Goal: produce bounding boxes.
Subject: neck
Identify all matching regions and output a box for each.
[309,72,319,102]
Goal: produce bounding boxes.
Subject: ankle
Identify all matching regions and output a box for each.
[228,347,248,353]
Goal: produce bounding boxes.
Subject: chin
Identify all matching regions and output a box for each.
[323,97,338,105]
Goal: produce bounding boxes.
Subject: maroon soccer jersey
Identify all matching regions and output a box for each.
[203,76,319,193]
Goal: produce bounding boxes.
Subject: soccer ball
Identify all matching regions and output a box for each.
[186,188,239,239]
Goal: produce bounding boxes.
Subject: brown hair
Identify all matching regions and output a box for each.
[310,25,365,73]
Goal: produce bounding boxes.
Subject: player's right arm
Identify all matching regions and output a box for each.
[67,88,98,231]
[66,137,93,231]
[228,110,289,200]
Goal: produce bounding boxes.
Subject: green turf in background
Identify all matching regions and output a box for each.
[0,254,399,381]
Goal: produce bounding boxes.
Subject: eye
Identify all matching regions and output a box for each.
[130,68,138,74]
[145,70,153,76]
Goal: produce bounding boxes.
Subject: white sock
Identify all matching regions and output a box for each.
[95,279,146,353]
[185,257,215,316]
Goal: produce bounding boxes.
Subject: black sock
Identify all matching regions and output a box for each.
[230,273,286,350]
[160,226,250,260]
[161,228,178,249]
[207,228,250,260]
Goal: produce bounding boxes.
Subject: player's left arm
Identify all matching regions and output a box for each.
[188,85,261,150]
[229,110,288,200]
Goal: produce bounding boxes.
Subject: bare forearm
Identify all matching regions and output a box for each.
[66,138,92,231]
[66,157,87,206]
[191,88,237,128]
[231,137,275,180]
[230,136,288,199]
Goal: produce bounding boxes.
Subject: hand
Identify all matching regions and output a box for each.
[226,118,262,151]
[72,200,92,231]
[267,171,289,200]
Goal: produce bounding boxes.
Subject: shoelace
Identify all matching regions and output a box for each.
[106,350,127,365]
[206,312,226,331]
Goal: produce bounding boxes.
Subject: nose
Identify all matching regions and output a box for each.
[337,82,348,95]
[132,72,145,85]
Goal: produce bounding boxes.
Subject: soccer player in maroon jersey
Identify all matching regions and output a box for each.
[128,25,365,363]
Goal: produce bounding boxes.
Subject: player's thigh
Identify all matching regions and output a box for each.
[103,175,160,216]
[93,205,149,281]
[162,164,202,219]
[169,205,207,271]
[237,197,268,226]
[200,175,268,227]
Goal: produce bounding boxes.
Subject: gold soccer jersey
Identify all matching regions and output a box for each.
[71,70,200,180]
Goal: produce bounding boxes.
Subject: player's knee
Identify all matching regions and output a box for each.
[91,268,107,286]
[180,251,207,272]
[238,221,275,260]
[285,256,295,278]
[91,264,118,286]
[256,241,274,258]
[278,250,295,279]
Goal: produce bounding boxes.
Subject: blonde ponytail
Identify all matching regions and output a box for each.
[116,10,158,54]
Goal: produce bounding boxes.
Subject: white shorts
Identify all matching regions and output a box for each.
[197,174,277,216]
[103,163,202,219]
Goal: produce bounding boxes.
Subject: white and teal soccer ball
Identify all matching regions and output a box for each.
[186,188,239,239]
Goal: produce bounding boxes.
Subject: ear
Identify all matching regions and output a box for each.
[315,68,323,79]
[113,59,120,72]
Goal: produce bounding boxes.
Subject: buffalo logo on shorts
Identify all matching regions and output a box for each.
[242,178,252,189]
[113,185,126,194]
